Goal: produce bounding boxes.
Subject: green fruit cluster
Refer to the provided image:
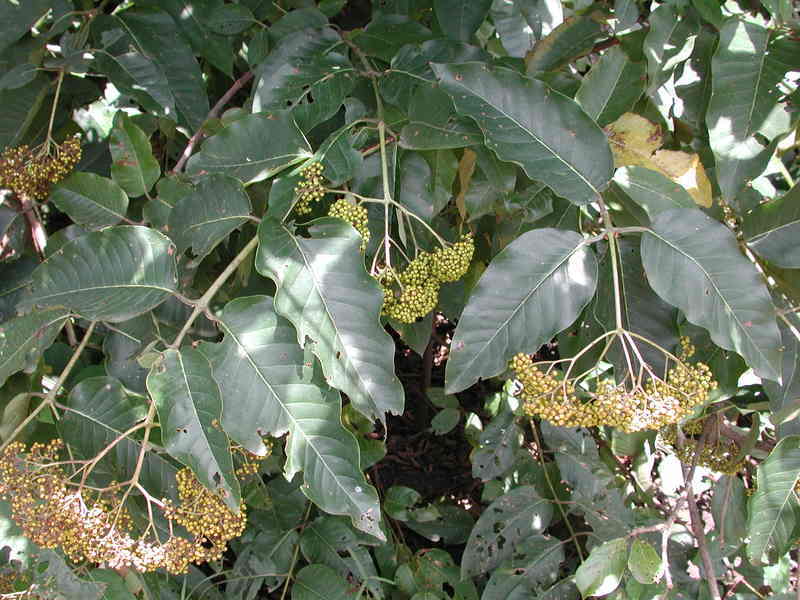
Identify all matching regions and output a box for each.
[0,137,81,200]
[661,423,744,474]
[328,198,370,251]
[293,162,325,215]
[512,350,717,432]
[380,233,474,323]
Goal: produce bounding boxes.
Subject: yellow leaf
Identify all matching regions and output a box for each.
[606,113,662,167]
[651,150,713,208]
[606,113,713,208]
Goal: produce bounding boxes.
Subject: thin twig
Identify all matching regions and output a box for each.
[0,321,96,453]
[172,70,254,173]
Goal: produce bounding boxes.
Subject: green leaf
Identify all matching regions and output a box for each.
[575,46,646,127]
[434,0,492,42]
[50,172,129,230]
[92,50,177,122]
[433,63,613,206]
[109,112,160,198]
[300,516,383,599]
[525,14,605,75]
[480,536,564,600]
[292,564,359,600]
[199,295,384,540]
[706,19,800,201]
[744,183,800,269]
[252,27,356,133]
[445,228,597,394]
[143,0,234,76]
[186,112,311,184]
[0,75,48,151]
[490,0,563,58]
[0,308,69,387]
[0,257,37,323]
[710,475,748,555]
[207,3,255,35]
[102,314,152,394]
[574,537,628,597]
[765,316,800,439]
[431,408,460,435]
[169,174,252,261]
[24,226,178,323]
[472,409,520,481]
[643,3,698,95]
[255,218,404,423]
[628,539,662,585]
[0,0,50,53]
[399,85,483,150]
[355,14,433,62]
[461,486,553,578]
[38,550,104,600]
[116,9,210,131]
[612,166,696,219]
[641,208,782,380]
[146,348,240,509]
[747,436,800,564]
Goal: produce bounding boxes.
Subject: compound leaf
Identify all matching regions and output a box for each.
[199,295,384,540]
[641,208,781,380]
[433,63,613,205]
[23,226,178,323]
[445,228,597,394]
[255,218,404,423]
[146,348,239,509]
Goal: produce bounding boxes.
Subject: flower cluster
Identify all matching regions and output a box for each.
[0,137,81,200]
[328,198,370,251]
[379,233,474,323]
[293,162,325,215]
[512,335,717,432]
[0,439,263,575]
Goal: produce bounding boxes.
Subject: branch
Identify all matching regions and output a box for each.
[172,70,254,173]
[680,424,722,600]
[171,234,259,348]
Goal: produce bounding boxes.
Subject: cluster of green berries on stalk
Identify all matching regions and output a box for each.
[328,198,370,251]
[293,162,326,215]
[380,233,475,323]
[660,421,744,474]
[511,336,717,432]
[0,137,81,200]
